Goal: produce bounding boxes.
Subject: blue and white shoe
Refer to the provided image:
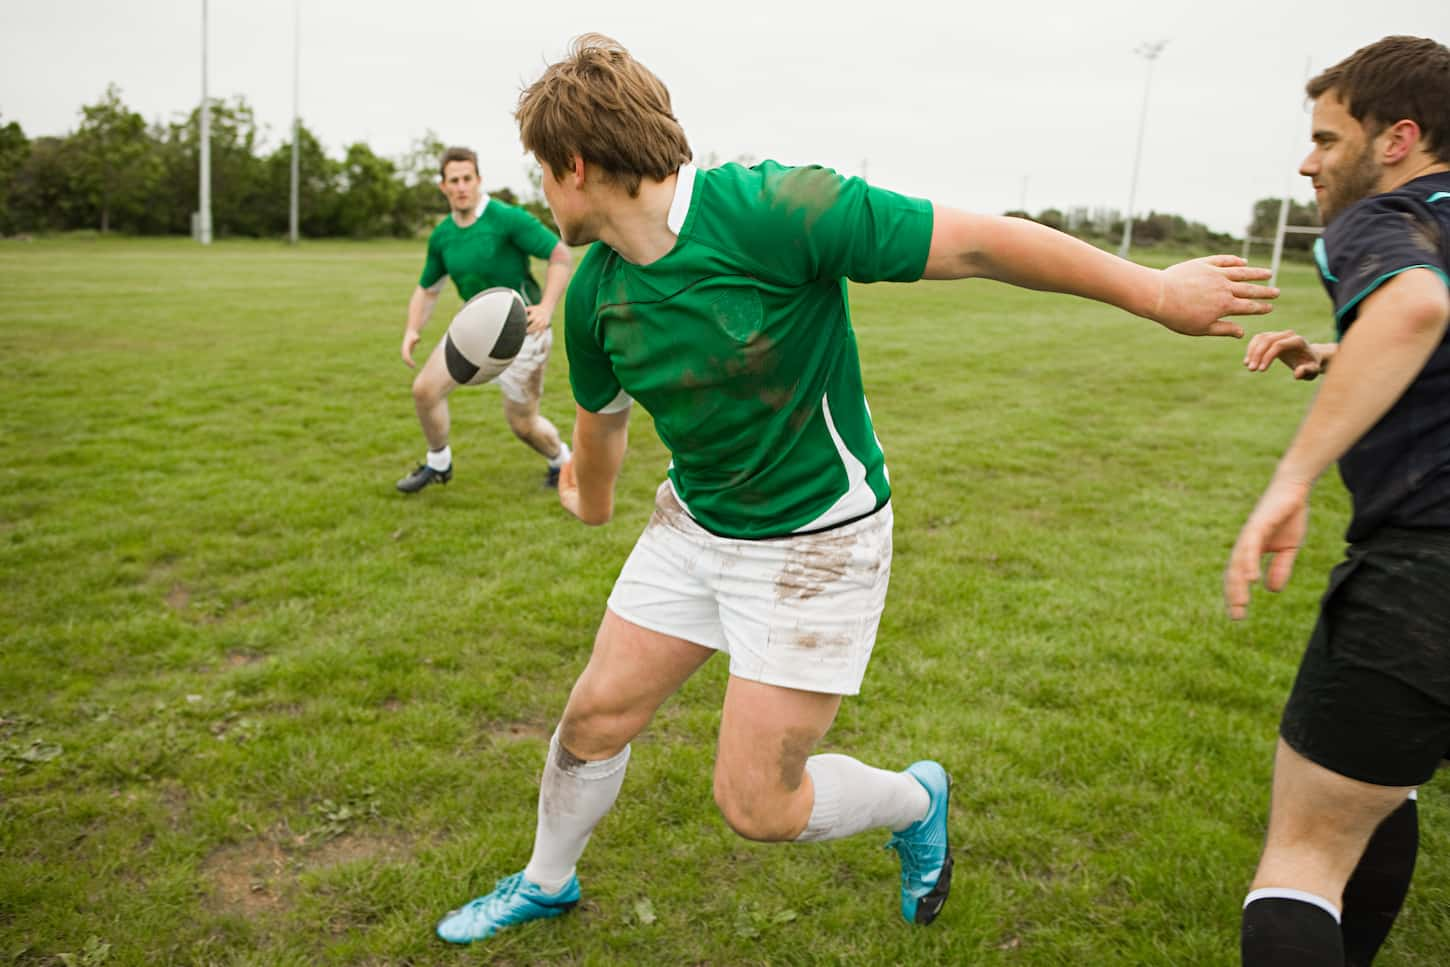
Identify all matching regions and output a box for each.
[435,871,580,944]
[885,761,953,925]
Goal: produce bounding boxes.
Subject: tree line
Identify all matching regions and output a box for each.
[1,86,1313,248]
[0,85,556,240]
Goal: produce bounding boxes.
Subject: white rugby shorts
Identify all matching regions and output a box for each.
[607,482,893,695]
[495,329,552,405]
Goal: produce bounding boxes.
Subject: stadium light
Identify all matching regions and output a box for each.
[1117,40,1167,259]
[288,0,300,246]
[198,0,213,245]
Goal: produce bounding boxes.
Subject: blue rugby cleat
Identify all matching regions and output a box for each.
[885,760,953,925]
[435,871,580,944]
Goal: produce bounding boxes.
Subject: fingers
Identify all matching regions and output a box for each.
[1206,320,1245,338]
[1244,330,1305,371]
[1264,547,1299,592]
[1292,363,1320,381]
[1226,297,1275,317]
[1223,266,1274,282]
[1229,282,1279,300]
[1223,542,1260,621]
[1205,254,1247,268]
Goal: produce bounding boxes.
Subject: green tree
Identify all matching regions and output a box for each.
[0,116,28,234]
[1249,197,1319,253]
[336,142,401,237]
[72,85,156,233]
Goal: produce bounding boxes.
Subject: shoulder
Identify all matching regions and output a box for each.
[1324,183,1441,256]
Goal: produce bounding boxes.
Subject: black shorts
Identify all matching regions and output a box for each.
[1280,527,1450,787]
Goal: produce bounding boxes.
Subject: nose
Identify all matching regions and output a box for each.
[1299,149,1319,179]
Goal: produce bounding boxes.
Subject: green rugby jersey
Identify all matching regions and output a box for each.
[419,197,559,303]
[565,160,934,539]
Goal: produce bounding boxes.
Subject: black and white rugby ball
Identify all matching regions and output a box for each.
[444,287,528,386]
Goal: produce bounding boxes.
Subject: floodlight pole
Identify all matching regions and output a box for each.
[198,0,213,245]
[1118,40,1167,259]
[288,0,300,245]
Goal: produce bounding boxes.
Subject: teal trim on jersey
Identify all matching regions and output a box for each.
[1313,237,1338,282]
[1335,264,1450,332]
[1427,191,1449,203]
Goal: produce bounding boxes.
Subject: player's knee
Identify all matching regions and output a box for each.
[411,375,440,406]
[558,705,635,761]
[712,773,793,842]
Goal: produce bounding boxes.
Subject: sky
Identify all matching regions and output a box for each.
[2,0,1447,236]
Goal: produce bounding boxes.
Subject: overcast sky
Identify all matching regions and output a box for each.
[3,1,1446,235]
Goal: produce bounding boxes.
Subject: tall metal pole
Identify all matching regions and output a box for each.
[288,0,300,245]
[1118,40,1167,259]
[198,0,213,245]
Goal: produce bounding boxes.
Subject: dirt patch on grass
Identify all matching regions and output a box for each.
[204,830,417,918]
[492,721,552,742]
[225,650,264,667]
[205,839,289,916]
[165,583,191,611]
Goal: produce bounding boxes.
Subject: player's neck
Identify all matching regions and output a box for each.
[597,172,680,267]
[1377,154,1450,195]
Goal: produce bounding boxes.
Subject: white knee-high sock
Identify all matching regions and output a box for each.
[522,729,630,892]
[794,753,930,843]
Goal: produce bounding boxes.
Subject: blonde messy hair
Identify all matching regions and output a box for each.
[516,34,692,197]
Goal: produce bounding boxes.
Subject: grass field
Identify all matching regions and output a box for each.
[1,235,1446,966]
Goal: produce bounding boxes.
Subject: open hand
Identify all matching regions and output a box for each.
[1223,478,1311,621]
[1154,255,1278,338]
[401,330,421,368]
[1244,330,1323,380]
[526,304,552,335]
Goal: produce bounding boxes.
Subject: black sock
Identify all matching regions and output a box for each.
[1342,796,1418,967]
[1242,892,1344,966]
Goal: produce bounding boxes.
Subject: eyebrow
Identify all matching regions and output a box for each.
[1311,129,1339,144]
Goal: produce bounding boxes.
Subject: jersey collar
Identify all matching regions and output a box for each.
[667,164,697,237]
[451,195,490,227]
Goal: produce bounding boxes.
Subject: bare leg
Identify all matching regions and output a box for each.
[1241,739,1415,965]
[503,395,563,462]
[413,339,457,452]
[522,610,715,889]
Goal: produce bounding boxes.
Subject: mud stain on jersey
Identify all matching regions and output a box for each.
[775,529,856,601]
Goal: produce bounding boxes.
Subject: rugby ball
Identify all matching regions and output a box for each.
[443,287,528,385]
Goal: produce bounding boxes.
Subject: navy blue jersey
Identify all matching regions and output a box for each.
[1315,171,1450,541]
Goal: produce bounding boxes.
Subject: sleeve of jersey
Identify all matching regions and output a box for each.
[418,232,446,289]
[1324,196,1450,330]
[511,206,563,260]
[761,165,933,284]
[564,256,625,413]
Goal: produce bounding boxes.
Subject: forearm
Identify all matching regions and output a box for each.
[406,286,440,334]
[1275,276,1449,485]
[570,406,630,525]
[536,245,573,316]
[923,208,1159,317]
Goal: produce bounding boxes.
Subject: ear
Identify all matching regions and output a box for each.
[1379,118,1423,165]
[570,154,587,188]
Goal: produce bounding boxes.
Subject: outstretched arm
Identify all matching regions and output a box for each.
[559,404,631,525]
[922,207,1278,336]
[1224,268,1450,619]
[527,242,574,334]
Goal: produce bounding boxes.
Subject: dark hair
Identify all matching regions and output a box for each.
[1307,35,1450,162]
[516,33,692,197]
[438,146,479,179]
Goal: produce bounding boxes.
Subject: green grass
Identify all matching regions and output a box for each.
[1,235,1446,965]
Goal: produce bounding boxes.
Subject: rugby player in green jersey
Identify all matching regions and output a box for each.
[396,146,574,493]
[435,35,1278,945]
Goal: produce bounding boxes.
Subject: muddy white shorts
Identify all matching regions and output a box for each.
[495,329,551,405]
[606,482,893,695]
